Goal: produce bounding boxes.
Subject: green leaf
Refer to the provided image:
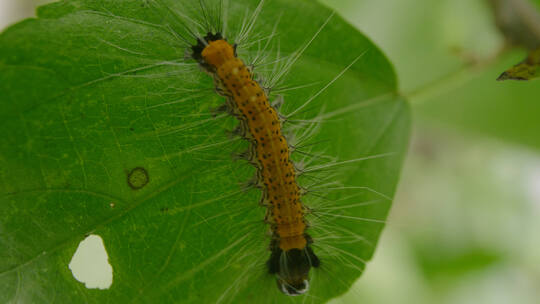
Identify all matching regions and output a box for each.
[0,0,409,303]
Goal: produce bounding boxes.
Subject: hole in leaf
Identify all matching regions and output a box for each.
[68,234,113,289]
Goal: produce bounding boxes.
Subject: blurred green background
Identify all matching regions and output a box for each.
[321,0,540,303]
[2,0,539,303]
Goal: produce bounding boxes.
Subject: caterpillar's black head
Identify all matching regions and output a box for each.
[267,245,320,296]
[191,32,238,72]
[191,32,223,62]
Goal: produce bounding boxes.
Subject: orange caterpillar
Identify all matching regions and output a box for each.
[192,33,320,295]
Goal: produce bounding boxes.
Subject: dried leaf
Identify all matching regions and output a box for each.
[498,47,540,80]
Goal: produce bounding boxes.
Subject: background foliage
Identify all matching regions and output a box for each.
[321,0,540,303]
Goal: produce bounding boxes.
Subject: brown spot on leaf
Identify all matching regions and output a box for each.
[127,167,149,190]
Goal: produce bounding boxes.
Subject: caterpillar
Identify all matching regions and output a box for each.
[191,32,319,295]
